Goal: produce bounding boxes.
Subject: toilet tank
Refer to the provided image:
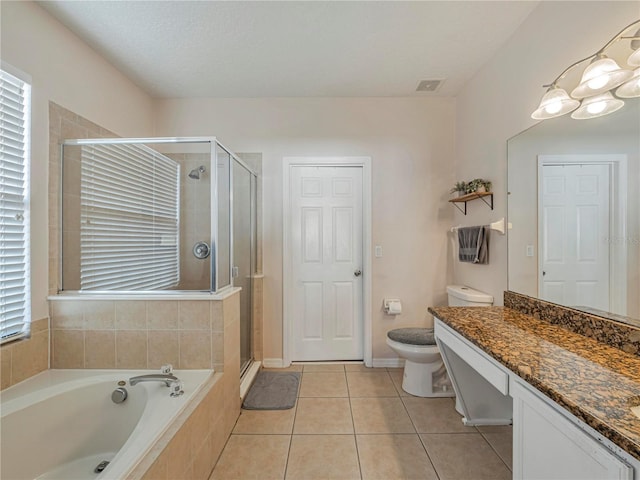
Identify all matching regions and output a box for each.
[446,285,493,306]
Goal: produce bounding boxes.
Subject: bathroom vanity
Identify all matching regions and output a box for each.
[430,305,640,480]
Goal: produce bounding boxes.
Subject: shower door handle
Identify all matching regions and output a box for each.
[354,269,362,277]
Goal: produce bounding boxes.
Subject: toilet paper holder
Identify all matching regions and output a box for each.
[383,298,402,315]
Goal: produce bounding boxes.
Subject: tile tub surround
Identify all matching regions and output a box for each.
[125,372,233,480]
[120,292,239,480]
[49,293,240,371]
[429,305,640,461]
[504,291,640,355]
[0,318,50,390]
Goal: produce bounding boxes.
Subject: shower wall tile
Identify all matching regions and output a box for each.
[179,301,210,330]
[51,300,84,329]
[148,330,180,368]
[179,331,212,369]
[10,327,49,385]
[52,329,84,368]
[211,301,224,332]
[116,330,148,369]
[115,301,147,329]
[84,300,115,329]
[147,301,179,330]
[212,332,224,366]
[1,348,12,390]
[49,295,233,370]
[85,330,116,369]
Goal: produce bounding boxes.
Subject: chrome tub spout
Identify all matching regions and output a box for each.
[129,373,178,387]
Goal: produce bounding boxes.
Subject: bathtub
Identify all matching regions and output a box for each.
[1,369,214,480]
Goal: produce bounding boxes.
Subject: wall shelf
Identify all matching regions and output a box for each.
[449,192,493,215]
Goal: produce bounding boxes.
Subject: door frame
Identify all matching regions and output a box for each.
[282,156,372,367]
[537,154,628,314]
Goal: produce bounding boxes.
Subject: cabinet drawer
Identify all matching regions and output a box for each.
[434,319,509,394]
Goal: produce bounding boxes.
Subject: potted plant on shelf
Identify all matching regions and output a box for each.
[450,181,468,197]
[467,178,492,194]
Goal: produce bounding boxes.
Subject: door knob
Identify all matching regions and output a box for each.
[354,269,362,277]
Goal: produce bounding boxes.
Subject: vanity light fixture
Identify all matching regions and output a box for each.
[532,19,640,121]
[616,67,640,98]
[628,27,640,66]
[570,92,625,119]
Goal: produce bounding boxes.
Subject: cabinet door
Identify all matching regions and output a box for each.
[512,380,632,480]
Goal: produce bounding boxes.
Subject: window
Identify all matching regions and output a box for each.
[0,66,31,344]
[78,143,180,290]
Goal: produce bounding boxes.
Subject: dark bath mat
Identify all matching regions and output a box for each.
[242,371,301,410]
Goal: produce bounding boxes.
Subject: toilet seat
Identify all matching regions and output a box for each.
[387,328,436,346]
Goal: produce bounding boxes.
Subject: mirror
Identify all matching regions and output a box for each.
[508,97,640,327]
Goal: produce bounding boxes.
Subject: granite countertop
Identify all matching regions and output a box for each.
[429,306,640,461]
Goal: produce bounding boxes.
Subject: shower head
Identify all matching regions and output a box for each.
[188,165,206,180]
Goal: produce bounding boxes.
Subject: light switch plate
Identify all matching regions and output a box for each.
[375,245,383,257]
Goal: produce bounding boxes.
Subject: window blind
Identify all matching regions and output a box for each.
[79,143,180,290]
[0,68,31,344]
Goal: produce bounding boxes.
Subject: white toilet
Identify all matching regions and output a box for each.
[386,285,493,397]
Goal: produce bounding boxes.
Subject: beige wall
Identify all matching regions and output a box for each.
[155,97,456,363]
[0,1,155,322]
[454,1,639,305]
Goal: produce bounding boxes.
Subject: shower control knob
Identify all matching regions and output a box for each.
[354,269,362,277]
[192,241,211,259]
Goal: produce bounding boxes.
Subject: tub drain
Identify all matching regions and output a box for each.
[94,460,110,474]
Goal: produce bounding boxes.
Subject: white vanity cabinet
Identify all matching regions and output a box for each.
[511,379,633,480]
[433,317,639,480]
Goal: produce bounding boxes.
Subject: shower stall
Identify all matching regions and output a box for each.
[59,137,258,375]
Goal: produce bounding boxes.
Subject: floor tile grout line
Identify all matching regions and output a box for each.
[345,368,364,479]
[417,433,442,480]
[398,394,445,480]
[478,429,513,472]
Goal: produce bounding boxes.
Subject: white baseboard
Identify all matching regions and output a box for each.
[372,358,405,368]
[263,358,286,368]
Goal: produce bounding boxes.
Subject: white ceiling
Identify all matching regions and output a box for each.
[38,1,539,98]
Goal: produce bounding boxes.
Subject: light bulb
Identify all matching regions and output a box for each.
[545,100,563,114]
[586,100,607,114]
[571,56,632,99]
[587,76,608,90]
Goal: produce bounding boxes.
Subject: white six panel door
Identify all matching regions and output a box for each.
[540,163,611,311]
[290,166,363,361]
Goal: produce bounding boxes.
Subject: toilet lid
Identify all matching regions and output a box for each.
[387,328,436,346]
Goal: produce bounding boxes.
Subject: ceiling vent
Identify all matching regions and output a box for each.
[416,79,444,92]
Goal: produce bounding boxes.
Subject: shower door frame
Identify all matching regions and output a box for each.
[59,136,234,294]
[228,152,259,377]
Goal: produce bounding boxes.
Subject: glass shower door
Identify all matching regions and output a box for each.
[233,160,255,375]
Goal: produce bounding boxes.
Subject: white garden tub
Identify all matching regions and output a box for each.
[0,369,214,480]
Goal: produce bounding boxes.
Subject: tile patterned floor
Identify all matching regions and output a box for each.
[210,365,512,480]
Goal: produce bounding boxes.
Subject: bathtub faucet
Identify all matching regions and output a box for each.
[129,373,179,387]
